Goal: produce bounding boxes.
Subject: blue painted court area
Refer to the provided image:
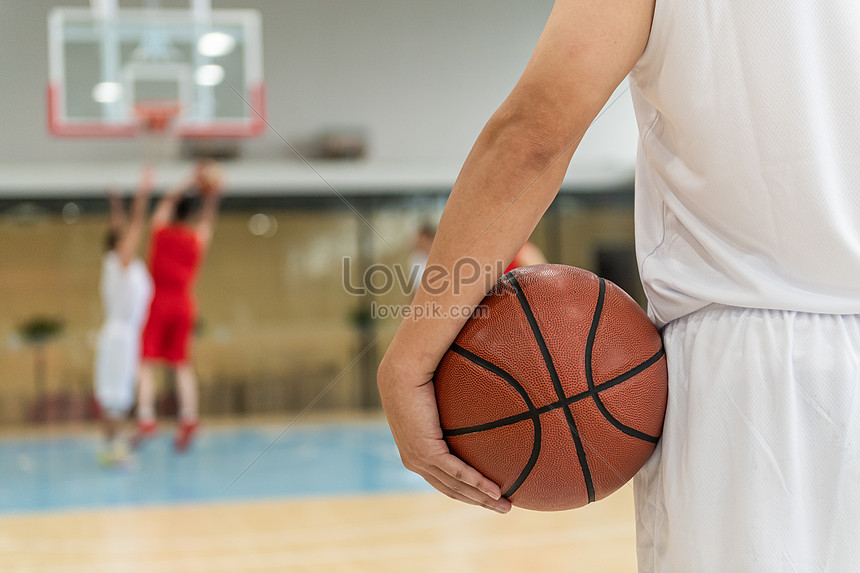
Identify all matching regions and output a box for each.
[0,421,430,514]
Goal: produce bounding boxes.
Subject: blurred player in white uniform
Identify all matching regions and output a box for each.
[377,1,860,571]
[95,168,154,466]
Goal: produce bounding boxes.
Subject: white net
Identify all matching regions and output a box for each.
[135,100,182,164]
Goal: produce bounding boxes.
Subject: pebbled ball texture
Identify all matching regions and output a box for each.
[435,264,667,511]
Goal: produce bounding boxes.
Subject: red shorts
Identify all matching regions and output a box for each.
[142,293,195,364]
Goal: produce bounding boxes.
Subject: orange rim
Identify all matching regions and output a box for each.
[134,100,182,134]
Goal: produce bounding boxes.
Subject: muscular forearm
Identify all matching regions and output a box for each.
[383,110,580,380]
[376,105,580,515]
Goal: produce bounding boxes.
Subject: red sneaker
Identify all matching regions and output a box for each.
[174,421,198,453]
[129,421,157,450]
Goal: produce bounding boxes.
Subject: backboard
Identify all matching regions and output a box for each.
[48,3,265,138]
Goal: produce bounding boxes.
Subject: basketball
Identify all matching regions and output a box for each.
[196,160,222,195]
[435,264,667,511]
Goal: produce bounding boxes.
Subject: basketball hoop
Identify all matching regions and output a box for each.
[134,99,182,163]
[135,100,181,132]
[48,8,265,139]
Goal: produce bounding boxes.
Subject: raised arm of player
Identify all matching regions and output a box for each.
[115,166,153,267]
[151,170,195,228]
[377,0,655,513]
[107,185,126,234]
[195,165,223,249]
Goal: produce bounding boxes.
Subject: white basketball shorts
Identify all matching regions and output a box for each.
[634,304,860,572]
[94,321,141,416]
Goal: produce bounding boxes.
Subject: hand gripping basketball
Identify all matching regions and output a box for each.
[435,264,668,511]
[377,348,512,514]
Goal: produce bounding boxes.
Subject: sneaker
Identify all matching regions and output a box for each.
[111,441,137,469]
[173,420,198,453]
[97,441,136,469]
[129,421,157,450]
[97,446,115,467]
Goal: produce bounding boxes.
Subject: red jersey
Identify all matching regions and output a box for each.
[142,225,202,363]
[148,225,202,294]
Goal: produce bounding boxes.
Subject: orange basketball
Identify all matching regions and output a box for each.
[435,264,667,511]
[196,160,222,195]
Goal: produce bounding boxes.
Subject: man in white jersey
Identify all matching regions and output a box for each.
[377,1,860,571]
[95,167,154,466]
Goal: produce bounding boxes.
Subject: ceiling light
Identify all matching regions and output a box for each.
[92,82,122,103]
[197,32,236,57]
[195,64,225,86]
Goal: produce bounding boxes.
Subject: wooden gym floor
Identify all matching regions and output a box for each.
[0,417,637,572]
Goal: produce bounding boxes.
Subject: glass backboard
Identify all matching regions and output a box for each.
[48,6,265,138]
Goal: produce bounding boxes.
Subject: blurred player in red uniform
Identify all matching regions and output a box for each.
[133,161,223,452]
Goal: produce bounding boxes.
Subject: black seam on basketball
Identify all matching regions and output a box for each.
[585,279,661,444]
[595,347,665,394]
[583,278,604,392]
[443,347,666,437]
[444,344,541,498]
[507,272,596,504]
[444,391,587,436]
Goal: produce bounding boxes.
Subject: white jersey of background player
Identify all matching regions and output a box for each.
[96,252,151,412]
[94,168,153,466]
[377,1,860,571]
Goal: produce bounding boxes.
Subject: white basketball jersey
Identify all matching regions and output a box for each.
[100,251,153,327]
[629,1,860,327]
